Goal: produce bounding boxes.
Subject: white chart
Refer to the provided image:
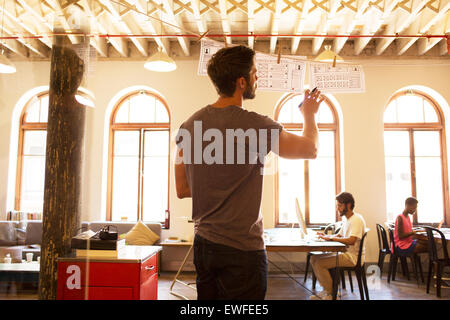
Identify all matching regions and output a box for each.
[198,39,307,93]
[309,62,365,93]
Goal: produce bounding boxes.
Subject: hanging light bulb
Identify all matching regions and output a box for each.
[314,45,344,67]
[144,48,177,72]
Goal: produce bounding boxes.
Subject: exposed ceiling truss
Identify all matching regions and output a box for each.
[0,0,448,59]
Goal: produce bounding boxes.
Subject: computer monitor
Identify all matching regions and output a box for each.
[295,198,307,239]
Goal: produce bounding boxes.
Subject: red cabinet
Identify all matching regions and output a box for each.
[57,246,161,300]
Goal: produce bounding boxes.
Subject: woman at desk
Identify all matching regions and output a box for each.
[310,192,366,300]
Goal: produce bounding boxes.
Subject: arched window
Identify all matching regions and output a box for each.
[384,90,449,224]
[274,94,341,226]
[15,93,49,212]
[107,90,171,223]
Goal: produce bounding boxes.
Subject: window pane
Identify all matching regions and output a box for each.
[317,131,334,157]
[414,131,440,157]
[423,100,438,123]
[278,157,305,224]
[309,158,336,224]
[114,131,140,156]
[20,156,45,212]
[384,131,410,157]
[384,100,397,123]
[115,100,129,123]
[317,103,334,123]
[278,96,303,124]
[155,100,169,123]
[144,131,169,157]
[142,157,168,222]
[112,157,139,221]
[385,157,411,221]
[129,94,155,123]
[415,157,444,223]
[396,96,424,123]
[40,96,49,123]
[25,98,40,123]
[23,131,47,155]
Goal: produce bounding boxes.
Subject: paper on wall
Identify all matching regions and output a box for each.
[309,62,365,93]
[198,39,307,93]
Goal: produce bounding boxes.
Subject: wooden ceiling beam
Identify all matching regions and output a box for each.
[269,0,283,54]
[291,0,313,54]
[161,0,191,56]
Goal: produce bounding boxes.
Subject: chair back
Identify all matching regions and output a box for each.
[324,221,343,235]
[376,223,390,252]
[334,221,343,234]
[424,226,449,263]
[388,227,398,255]
[356,229,369,267]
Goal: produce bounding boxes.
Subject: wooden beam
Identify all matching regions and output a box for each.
[39,39,87,300]
[161,0,191,56]
[190,0,207,34]
[376,0,428,55]
[79,0,108,57]
[248,0,256,48]
[417,17,447,54]
[99,0,148,56]
[291,0,313,54]
[270,0,283,54]
[218,0,232,45]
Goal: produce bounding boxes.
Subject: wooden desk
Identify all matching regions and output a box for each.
[415,228,450,243]
[264,228,346,300]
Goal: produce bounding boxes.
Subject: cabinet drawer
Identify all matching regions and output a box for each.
[140,273,158,300]
[140,253,158,284]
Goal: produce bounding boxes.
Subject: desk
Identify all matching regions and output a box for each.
[264,228,347,300]
[415,228,450,243]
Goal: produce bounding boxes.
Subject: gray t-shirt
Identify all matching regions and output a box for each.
[176,105,283,251]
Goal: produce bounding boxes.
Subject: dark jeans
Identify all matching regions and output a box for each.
[193,234,268,300]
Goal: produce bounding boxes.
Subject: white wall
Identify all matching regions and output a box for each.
[0,57,449,264]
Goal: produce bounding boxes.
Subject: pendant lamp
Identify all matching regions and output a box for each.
[144,48,177,72]
[0,53,16,73]
[314,45,344,67]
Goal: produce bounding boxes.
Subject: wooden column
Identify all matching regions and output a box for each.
[38,39,86,300]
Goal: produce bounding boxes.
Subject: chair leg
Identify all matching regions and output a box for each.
[355,269,365,300]
[331,268,340,300]
[409,256,419,286]
[312,271,317,290]
[387,254,395,283]
[400,257,410,280]
[426,260,433,294]
[348,270,354,292]
[362,266,370,300]
[379,253,386,276]
[436,263,442,298]
[415,255,424,283]
[304,254,311,282]
[340,270,346,289]
[392,256,399,281]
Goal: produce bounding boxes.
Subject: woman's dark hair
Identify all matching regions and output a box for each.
[336,192,355,210]
[207,45,255,97]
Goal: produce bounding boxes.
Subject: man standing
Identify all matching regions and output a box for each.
[393,197,428,255]
[175,45,324,299]
[310,192,367,300]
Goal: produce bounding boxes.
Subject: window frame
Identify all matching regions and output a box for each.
[106,90,171,227]
[274,93,341,227]
[384,90,450,226]
[15,92,48,212]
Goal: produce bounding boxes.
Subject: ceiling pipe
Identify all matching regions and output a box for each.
[0,34,448,40]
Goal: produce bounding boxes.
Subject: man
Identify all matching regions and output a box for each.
[174,45,324,300]
[310,192,367,300]
[393,197,428,255]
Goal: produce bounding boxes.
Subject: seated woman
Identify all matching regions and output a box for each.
[394,197,428,255]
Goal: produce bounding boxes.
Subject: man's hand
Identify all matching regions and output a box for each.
[318,234,332,241]
[299,88,324,117]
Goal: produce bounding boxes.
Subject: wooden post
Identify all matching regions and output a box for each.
[38,38,86,300]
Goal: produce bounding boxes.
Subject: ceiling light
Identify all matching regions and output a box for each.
[314,45,344,66]
[144,49,177,72]
[0,53,16,73]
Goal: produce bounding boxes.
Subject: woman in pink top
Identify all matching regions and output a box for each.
[394,197,427,255]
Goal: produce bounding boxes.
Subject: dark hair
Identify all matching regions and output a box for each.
[207,45,255,97]
[336,192,355,210]
[405,197,418,206]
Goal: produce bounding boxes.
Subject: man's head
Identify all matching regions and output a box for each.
[207,45,257,99]
[404,197,418,215]
[336,192,355,217]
